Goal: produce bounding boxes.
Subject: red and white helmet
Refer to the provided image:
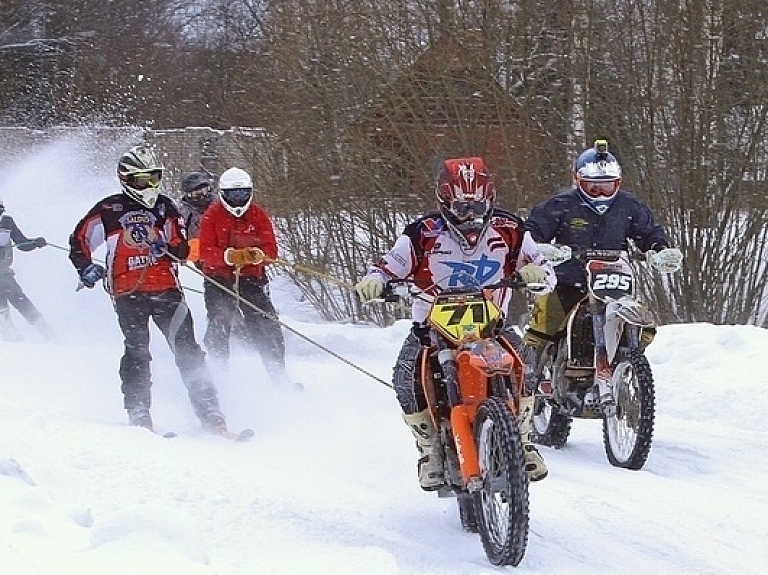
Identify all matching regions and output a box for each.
[435,157,496,248]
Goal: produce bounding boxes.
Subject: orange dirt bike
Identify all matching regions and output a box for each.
[528,247,678,469]
[384,276,532,566]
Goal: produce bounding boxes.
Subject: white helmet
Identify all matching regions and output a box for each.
[218,167,253,217]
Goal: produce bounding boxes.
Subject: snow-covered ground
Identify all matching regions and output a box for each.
[1,138,767,574]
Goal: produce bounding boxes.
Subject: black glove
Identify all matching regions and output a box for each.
[79,263,106,289]
[412,322,431,346]
[34,237,47,248]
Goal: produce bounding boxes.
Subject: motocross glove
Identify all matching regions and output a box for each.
[355,274,386,302]
[34,237,47,248]
[517,263,548,285]
[536,243,572,266]
[647,247,683,273]
[79,263,106,289]
[149,238,167,258]
[224,247,266,267]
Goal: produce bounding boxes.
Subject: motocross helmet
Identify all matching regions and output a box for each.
[573,139,622,214]
[181,172,213,209]
[117,144,165,208]
[218,167,253,218]
[435,157,496,250]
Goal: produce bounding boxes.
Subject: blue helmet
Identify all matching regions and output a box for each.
[573,139,622,213]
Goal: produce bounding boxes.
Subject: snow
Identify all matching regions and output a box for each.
[2,138,768,574]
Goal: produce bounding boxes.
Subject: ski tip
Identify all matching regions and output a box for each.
[161,431,178,438]
[235,428,255,442]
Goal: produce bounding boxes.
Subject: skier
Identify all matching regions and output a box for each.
[523,140,683,413]
[177,171,214,264]
[0,197,49,340]
[197,167,296,388]
[68,144,228,433]
[355,157,556,488]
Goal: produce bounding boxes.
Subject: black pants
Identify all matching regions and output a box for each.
[203,276,286,374]
[113,290,220,420]
[0,269,42,324]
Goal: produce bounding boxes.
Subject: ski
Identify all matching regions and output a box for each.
[225,428,255,442]
[143,428,253,441]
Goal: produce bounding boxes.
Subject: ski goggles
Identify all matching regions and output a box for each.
[186,184,211,200]
[222,187,252,207]
[450,199,491,221]
[580,179,619,198]
[128,170,163,190]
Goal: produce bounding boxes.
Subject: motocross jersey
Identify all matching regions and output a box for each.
[198,201,278,282]
[526,187,670,288]
[69,193,189,296]
[371,208,555,323]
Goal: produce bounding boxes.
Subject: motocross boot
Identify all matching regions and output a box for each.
[0,306,22,341]
[518,396,549,482]
[127,407,154,431]
[402,410,445,491]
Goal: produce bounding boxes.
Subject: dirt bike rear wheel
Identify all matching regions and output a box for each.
[473,397,529,566]
[532,397,572,448]
[602,348,655,469]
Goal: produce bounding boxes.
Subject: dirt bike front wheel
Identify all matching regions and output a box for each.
[602,349,655,469]
[473,397,529,566]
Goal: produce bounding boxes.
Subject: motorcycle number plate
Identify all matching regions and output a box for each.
[587,259,634,301]
[428,292,501,344]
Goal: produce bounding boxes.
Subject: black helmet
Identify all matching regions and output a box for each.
[181,172,213,208]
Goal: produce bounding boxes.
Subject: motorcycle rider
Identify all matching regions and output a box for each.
[355,157,556,488]
[177,171,214,264]
[523,140,682,413]
[197,167,297,389]
[69,144,228,433]
[0,197,49,340]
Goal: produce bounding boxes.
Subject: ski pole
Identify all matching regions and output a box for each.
[162,249,393,389]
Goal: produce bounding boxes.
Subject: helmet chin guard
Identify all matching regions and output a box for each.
[435,157,496,250]
[117,145,165,208]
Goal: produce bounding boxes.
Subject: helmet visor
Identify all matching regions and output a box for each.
[222,187,252,208]
[580,180,619,198]
[186,184,211,201]
[450,199,491,221]
[127,170,163,191]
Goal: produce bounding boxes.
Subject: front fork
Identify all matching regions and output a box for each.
[434,341,482,485]
[591,304,612,398]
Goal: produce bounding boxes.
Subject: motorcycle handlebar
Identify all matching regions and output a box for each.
[382,274,531,301]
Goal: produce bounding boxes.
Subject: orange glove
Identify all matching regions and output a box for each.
[224,247,266,267]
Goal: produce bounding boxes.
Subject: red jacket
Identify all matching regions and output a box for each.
[198,202,278,281]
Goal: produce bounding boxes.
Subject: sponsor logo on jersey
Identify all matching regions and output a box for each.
[569,217,590,231]
[441,253,501,287]
[120,211,160,249]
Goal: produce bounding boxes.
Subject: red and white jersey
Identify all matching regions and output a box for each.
[69,193,188,296]
[370,209,555,323]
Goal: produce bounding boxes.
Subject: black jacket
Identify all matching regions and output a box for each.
[526,187,669,288]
